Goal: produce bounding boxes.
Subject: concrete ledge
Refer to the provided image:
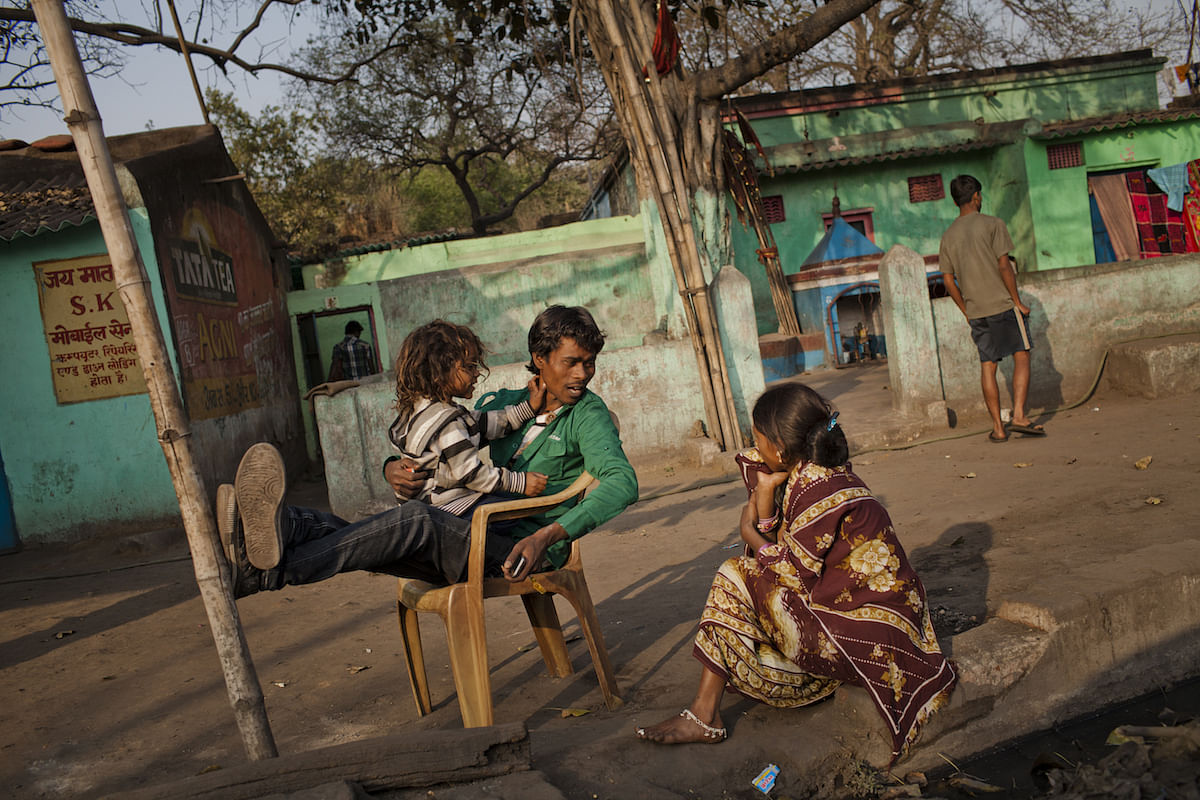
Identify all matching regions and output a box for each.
[910,569,1200,772]
[1105,333,1200,399]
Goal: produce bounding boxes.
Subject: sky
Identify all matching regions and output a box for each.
[0,0,1194,143]
[0,2,319,142]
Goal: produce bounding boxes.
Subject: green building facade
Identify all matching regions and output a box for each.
[728,50,1200,361]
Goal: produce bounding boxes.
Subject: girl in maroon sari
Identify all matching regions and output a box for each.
[636,384,955,761]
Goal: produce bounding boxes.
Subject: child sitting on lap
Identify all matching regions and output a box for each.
[385,320,548,516]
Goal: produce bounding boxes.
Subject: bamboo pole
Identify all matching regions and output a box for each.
[595,0,742,449]
[163,0,211,125]
[583,2,726,448]
[30,0,276,761]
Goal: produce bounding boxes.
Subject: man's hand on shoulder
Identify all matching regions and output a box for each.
[385,457,430,500]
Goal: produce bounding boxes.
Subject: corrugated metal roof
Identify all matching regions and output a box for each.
[1032,108,1200,139]
[0,173,95,242]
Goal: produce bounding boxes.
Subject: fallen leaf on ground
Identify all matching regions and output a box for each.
[55,630,75,639]
[960,472,976,479]
[1066,457,1077,465]
[347,665,370,674]
[1134,456,1152,470]
[1105,727,1144,746]
[559,708,591,718]
[1013,462,1033,468]
[948,774,1005,793]
[1145,496,1164,505]
[272,681,288,688]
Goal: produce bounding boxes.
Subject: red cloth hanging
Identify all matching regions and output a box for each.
[650,0,680,76]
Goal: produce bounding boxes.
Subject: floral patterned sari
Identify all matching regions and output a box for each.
[693,449,955,761]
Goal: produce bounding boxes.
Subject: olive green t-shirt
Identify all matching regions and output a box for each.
[938,212,1016,319]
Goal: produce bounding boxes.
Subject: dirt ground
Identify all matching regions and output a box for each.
[1,375,1196,799]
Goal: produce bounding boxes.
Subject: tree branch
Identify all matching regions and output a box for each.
[0,6,388,84]
[693,0,884,98]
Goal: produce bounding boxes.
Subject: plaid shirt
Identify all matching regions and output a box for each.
[330,335,376,380]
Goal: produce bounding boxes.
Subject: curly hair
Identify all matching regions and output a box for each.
[394,320,487,414]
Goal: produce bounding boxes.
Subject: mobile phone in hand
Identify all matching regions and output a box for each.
[511,554,527,576]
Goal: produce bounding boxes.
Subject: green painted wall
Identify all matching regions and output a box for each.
[748,57,1161,148]
[301,216,649,288]
[0,211,180,544]
[1024,119,1200,269]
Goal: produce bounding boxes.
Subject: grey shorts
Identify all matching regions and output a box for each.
[968,308,1030,363]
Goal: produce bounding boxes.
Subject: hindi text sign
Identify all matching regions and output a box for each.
[35,254,147,404]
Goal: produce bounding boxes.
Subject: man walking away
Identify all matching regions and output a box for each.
[938,174,1046,443]
[328,320,377,382]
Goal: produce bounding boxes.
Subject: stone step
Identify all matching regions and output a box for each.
[1105,332,1200,399]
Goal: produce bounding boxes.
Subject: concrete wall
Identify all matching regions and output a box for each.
[924,255,1200,420]
[314,339,710,520]
[0,213,181,544]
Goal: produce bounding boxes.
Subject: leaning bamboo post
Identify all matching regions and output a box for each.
[596,0,742,449]
[639,55,743,449]
[585,2,726,448]
[31,0,276,761]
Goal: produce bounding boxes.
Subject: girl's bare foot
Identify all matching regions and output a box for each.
[635,708,726,744]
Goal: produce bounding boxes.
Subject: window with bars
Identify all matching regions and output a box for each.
[1047,142,1083,170]
[907,174,944,203]
[761,195,785,223]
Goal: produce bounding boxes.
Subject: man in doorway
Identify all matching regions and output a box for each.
[219,305,638,595]
[939,174,1046,443]
[328,320,377,381]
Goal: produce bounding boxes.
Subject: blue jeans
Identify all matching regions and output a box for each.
[265,501,514,590]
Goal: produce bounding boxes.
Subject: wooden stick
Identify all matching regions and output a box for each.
[31,0,276,761]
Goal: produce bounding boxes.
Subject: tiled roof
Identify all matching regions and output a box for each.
[0,171,95,242]
[765,120,1028,174]
[287,230,471,265]
[1032,108,1200,139]
[771,136,1012,173]
[1,125,215,243]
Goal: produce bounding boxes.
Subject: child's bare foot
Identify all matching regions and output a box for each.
[635,708,726,744]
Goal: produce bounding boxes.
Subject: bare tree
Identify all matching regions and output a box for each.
[690,0,1187,93]
[295,15,617,234]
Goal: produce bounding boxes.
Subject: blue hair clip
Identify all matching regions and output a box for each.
[826,411,840,431]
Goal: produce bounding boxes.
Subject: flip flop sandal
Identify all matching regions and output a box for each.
[1009,423,1047,436]
[988,432,1008,443]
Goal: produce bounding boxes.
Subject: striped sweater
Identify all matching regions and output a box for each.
[388,397,535,516]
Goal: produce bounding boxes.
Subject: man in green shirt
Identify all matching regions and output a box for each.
[221,306,638,596]
[939,174,1046,443]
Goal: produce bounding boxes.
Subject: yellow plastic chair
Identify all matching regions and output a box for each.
[396,470,623,727]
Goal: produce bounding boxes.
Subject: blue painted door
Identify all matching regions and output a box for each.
[0,448,17,553]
